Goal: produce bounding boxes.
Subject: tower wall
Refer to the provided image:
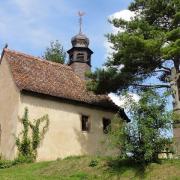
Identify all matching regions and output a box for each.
[70,62,90,80]
[67,33,93,80]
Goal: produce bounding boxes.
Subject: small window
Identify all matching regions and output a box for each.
[102,118,111,134]
[77,53,84,61]
[81,115,90,132]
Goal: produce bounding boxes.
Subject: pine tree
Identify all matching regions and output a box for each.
[87,0,180,114]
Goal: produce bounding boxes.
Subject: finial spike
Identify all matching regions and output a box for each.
[78,11,85,34]
[4,43,8,49]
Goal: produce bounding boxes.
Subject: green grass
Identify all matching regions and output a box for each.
[0,156,179,180]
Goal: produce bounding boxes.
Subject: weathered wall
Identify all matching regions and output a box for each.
[18,94,116,161]
[0,57,20,159]
[70,62,90,80]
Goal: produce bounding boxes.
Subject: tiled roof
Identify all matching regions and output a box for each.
[2,48,124,113]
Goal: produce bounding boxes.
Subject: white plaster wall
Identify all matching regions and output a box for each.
[19,94,116,161]
[0,57,20,159]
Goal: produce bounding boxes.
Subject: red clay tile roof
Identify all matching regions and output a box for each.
[2,48,122,112]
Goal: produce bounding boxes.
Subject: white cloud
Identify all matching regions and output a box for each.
[114,64,125,72]
[109,10,135,34]
[110,9,135,22]
[104,9,135,58]
[104,41,114,58]
[108,92,140,108]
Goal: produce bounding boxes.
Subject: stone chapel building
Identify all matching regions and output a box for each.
[0,30,128,161]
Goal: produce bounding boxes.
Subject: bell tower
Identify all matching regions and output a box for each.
[67,12,93,80]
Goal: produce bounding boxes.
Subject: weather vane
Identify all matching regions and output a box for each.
[78,11,85,34]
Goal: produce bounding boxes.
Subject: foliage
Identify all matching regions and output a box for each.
[89,159,99,167]
[0,159,14,169]
[106,116,127,155]
[16,108,49,162]
[172,112,180,125]
[0,153,35,169]
[108,90,172,164]
[87,0,180,95]
[43,40,66,64]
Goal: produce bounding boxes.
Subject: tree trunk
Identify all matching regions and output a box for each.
[170,66,180,158]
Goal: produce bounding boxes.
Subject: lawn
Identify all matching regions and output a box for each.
[0,156,179,180]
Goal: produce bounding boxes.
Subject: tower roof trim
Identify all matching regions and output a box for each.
[67,47,93,54]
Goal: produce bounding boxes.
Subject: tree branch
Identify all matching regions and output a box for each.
[131,84,170,89]
[159,65,171,72]
[154,70,169,73]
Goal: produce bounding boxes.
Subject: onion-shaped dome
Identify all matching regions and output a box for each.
[71,33,89,47]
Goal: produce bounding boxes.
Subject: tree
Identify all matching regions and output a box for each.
[108,90,172,164]
[87,0,180,113]
[43,40,66,64]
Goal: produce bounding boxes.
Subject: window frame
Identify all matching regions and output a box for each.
[102,118,111,134]
[76,53,85,61]
[81,114,90,132]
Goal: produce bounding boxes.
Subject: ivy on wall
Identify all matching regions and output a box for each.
[16,107,49,162]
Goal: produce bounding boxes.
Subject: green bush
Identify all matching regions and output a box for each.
[0,155,35,169]
[13,155,34,165]
[0,159,14,169]
[89,159,99,167]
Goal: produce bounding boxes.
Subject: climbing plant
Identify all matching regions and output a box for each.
[16,108,49,162]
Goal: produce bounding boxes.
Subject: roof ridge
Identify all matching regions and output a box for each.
[4,48,72,70]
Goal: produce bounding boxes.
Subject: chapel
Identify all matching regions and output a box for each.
[0,18,128,161]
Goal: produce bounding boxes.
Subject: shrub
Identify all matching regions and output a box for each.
[89,159,99,167]
[0,159,14,169]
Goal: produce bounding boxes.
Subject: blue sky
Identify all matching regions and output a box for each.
[0,0,132,69]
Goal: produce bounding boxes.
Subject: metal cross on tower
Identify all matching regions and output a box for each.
[78,11,85,34]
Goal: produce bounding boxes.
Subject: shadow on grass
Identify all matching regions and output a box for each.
[106,158,149,179]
